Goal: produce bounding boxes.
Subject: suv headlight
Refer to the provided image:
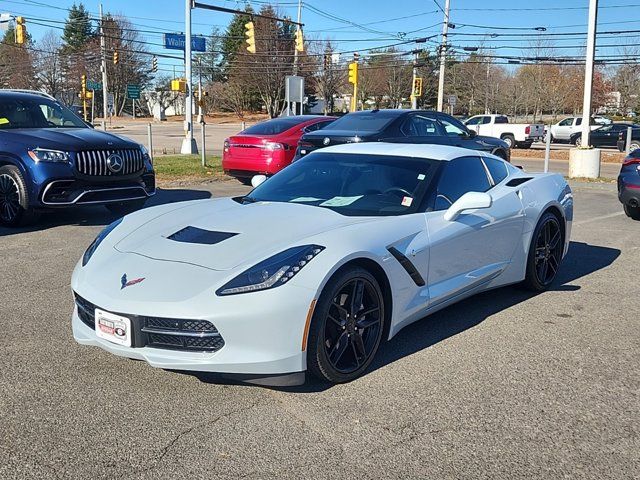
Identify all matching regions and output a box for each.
[139,145,152,165]
[216,245,324,296]
[82,218,123,266]
[27,148,70,163]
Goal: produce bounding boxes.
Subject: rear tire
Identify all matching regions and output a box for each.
[105,199,147,216]
[501,134,515,149]
[624,204,640,220]
[522,212,564,292]
[307,266,385,384]
[0,165,38,227]
[239,177,253,186]
[519,141,533,149]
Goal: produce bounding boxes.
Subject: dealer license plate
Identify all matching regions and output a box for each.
[95,308,132,347]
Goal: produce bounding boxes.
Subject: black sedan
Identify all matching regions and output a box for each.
[614,124,640,152]
[618,148,640,220]
[570,123,639,148]
[295,109,511,162]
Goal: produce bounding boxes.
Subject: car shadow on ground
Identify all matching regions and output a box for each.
[187,241,620,392]
[0,188,211,238]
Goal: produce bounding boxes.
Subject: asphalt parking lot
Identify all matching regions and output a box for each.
[1,178,638,479]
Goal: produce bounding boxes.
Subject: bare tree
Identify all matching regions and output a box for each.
[36,30,64,98]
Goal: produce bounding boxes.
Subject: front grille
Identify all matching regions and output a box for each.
[76,149,144,176]
[74,293,224,353]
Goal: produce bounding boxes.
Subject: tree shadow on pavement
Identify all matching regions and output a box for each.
[0,188,211,238]
[189,241,620,392]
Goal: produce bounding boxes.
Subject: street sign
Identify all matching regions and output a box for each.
[107,93,114,108]
[86,80,102,91]
[447,95,457,107]
[163,33,206,52]
[126,84,141,99]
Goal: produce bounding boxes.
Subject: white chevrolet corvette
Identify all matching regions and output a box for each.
[71,143,573,385]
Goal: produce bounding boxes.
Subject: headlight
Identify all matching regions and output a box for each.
[82,218,123,266]
[216,244,324,296]
[27,148,70,163]
[139,145,151,164]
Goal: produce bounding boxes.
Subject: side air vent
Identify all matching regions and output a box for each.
[167,226,238,245]
[387,246,426,287]
[506,177,533,187]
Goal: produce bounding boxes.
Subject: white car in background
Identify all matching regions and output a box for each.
[548,116,601,143]
[464,114,544,149]
[71,143,573,385]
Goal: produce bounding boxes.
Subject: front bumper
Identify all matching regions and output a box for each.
[71,263,314,378]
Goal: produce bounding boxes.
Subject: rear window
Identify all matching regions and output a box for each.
[326,113,396,132]
[242,118,304,135]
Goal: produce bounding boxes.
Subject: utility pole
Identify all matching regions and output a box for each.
[99,3,109,130]
[484,62,490,114]
[181,0,197,154]
[411,51,418,110]
[436,0,451,112]
[292,0,302,115]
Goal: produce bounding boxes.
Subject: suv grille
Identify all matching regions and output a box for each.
[73,294,225,353]
[76,149,144,176]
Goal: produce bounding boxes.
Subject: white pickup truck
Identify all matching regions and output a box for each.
[463,114,545,149]
[548,116,601,144]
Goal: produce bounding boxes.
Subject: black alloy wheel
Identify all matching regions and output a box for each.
[307,267,385,383]
[523,212,564,292]
[0,173,21,224]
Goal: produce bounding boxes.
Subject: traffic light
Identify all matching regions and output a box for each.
[151,56,158,73]
[15,17,26,45]
[171,79,186,92]
[348,62,358,85]
[295,28,304,53]
[412,77,423,97]
[81,74,87,92]
[113,50,119,65]
[245,21,256,54]
[323,54,330,70]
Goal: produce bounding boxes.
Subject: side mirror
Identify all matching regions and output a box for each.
[251,174,267,188]
[467,129,477,138]
[444,191,492,222]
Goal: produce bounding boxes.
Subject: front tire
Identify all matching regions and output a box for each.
[574,135,582,147]
[105,199,147,216]
[307,266,385,383]
[624,204,640,220]
[0,165,38,227]
[522,212,564,292]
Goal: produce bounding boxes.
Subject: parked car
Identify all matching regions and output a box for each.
[0,90,155,227]
[593,115,613,125]
[463,114,544,149]
[616,125,640,152]
[222,115,336,184]
[295,109,511,162]
[71,143,572,385]
[569,123,640,148]
[548,116,600,143]
[618,149,640,220]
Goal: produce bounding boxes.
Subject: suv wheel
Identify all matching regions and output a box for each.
[106,199,147,216]
[624,204,640,220]
[0,165,37,227]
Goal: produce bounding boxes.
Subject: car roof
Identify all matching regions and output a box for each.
[346,109,438,118]
[311,142,482,161]
[0,89,56,101]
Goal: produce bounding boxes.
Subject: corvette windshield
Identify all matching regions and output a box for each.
[247,153,438,216]
[0,97,87,129]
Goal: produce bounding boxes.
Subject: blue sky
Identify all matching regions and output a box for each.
[2,0,639,74]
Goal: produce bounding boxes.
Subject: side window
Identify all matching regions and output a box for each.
[481,116,492,124]
[401,115,442,137]
[433,157,492,211]
[465,116,482,126]
[495,116,509,124]
[437,115,467,137]
[483,157,509,185]
[558,118,573,126]
[576,118,582,126]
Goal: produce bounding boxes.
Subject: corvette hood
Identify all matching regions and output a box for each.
[115,198,370,271]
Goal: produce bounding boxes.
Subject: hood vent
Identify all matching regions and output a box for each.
[167,226,238,245]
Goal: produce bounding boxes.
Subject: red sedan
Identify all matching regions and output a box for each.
[223,115,336,184]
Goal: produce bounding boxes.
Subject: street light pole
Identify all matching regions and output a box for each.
[181,0,197,154]
[292,0,302,115]
[99,3,109,130]
[436,0,451,112]
[580,0,598,148]
[411,51,418,110]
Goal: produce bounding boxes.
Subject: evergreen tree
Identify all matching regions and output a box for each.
[62,3,95,53]
[221,5,253,73]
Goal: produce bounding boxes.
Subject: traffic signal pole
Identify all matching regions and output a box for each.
[436,0,451,112]
[99,3,109,130]
[181,0,198,154]
[411,51,418,110]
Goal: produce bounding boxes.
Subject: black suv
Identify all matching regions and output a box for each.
[0,90,155,227]
[295,109,511,162]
